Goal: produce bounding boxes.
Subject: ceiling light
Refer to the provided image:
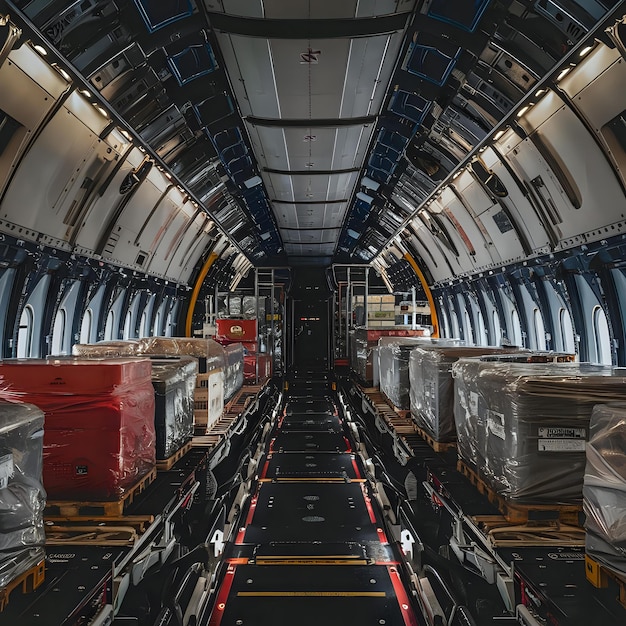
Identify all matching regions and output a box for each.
[579,45,593,58]
[557,67,572,81]
[33,44,47,56]
[95,105,109,118]
[493,129,506,140]
[80,89,92,98]
[51,64,71,81]
[516,105,530,117]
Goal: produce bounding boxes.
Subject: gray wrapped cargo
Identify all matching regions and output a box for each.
[378,337,429,410]
[0,402,45,590]
[409,345,514,443]
[149,356,197,460]
[584,403,626,579]
[223,343,244,402]
[452,360,626,504]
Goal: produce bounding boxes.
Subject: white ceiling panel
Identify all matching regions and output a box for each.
[284,242,337,256]
[275,202,347,229]
[210,0,415,19]
[213,34,278,118]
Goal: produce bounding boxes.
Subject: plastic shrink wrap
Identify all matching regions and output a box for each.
[409,345,515,442]
[0,402,45,589]
[149,356,197,459]
[378,337,430,410]
[137,337,225,373]
[584,403,626,579]
[223,344,244,401]
[351,327,425,386]
[452,360,626,504]
[0,358,156,501]
[72,340,140,357]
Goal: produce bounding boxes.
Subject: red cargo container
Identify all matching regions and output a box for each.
[243,354,272,382]
[0,358,156,501]
[215,319,258,342]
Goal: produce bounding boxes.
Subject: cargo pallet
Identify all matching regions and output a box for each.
[156,440,193,471]
[585,554,626,609]
[413,424,456,453]
[365,390,415,434]
[44,467,157,517]
[456,459,583,526]
[193,385,262,447]
[0,559,45,611]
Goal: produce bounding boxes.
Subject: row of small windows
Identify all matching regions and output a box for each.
[439,290,612,365]
[13,277,178,358]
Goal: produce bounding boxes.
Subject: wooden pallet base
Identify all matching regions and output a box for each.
[0,559,45,611]
[472,514,585,548]
[193,386,262,447]
[44,514,154,534]
[45,468,157,517]
[457,460,583,526]
[414,425,456,453]
[156,440,192,471]
[585,554,626,609]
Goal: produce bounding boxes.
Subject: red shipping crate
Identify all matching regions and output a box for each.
[215,319,257,342]
[0,358,156,501]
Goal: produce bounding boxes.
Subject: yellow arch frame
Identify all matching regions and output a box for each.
[403,253,439,338]
[185,252,219,337]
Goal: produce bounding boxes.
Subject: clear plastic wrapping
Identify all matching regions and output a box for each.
[0,358,156,501]
[149,356,197,459]
[0,401,46,589]
[378,337,430,409]
[452,360,626,504]
[351,327,425,385]
[584,403,626,578]
[72,340,140,357]
[137,337,225,372]
[223,344,244,401]
[409,345,514,442]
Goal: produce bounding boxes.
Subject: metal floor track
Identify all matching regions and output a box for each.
[207,373,421,626]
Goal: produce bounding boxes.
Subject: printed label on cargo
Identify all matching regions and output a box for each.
[538,439,586,452]
[487,411,505,440]
[469,392,479,415]
[0,453,14,489]
[538,427,586,439]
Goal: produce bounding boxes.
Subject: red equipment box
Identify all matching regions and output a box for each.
[243,354,272,382]
[215,319,258,342]
[0,358,156,501]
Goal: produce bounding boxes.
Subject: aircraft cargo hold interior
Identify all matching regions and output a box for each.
[3,1,626,625]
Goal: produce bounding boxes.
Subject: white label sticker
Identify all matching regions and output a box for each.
[487,411,505,440]
[538,427,586,439]
[0,453,14,490]
[469,392,479,415]
[538,439,586,452]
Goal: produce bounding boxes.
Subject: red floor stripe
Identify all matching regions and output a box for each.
[208,563,237,626]
[388,565,420,626]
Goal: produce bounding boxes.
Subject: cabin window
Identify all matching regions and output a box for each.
[17,305,35,358]
[80,309,93,344]
[476,309,487,346]
[123,310,133,340]
[592,306,612,365]
[510,309,523,347]
[559,307,576,353]
[463,309,474,344]
[51,308,67,355]
[450,309,460,339]
[104,310,116,341]
[532,308,546,350]
[492,309,502,346]
[154,308,162,336]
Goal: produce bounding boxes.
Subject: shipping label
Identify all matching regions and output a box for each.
[487,410,505,440]
[538,439,586,452]
[538,426,586,439]
[0,453,14,490]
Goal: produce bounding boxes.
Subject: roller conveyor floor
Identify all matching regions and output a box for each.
[207,374,422,626]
